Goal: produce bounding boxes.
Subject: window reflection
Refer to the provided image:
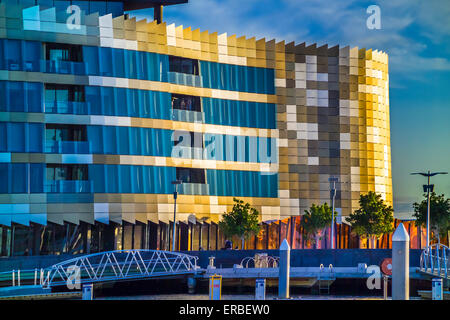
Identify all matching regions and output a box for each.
[169,55,199,75]
[176,167,206,184]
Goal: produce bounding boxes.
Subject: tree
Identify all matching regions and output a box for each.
[219,198,261,249]
[347,191,394,248]
[300,203,333,249]
[413,192,450,244]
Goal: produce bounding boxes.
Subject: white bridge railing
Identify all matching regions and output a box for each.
[41,250,199,287]
[420,244,450,279]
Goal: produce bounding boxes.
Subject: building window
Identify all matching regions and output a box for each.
[171,94,201,112]
[45,124,87,142]
[46,164,89,181]
[176,167,206,184]
[44,84,85,102]
[169,56,199,75]
[45,43,83,62]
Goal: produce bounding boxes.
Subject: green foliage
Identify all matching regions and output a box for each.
[347,191,394,239]
[413,192,450,241]
[300,203,333,242]
[218,198,261,245]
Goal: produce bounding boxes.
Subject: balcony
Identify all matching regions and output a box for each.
[171,109,204,123]
[168,71,202,87]
[41,60,87,75]
[45,140,91,154]
[179,183,209,196]
[44,180,93,193]
[44,100,90,115]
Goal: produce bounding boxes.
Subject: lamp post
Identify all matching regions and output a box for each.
[171,180,182,251]
[411,171,448,247]
[329,177,338,249]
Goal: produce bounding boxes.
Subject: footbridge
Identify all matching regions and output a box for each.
[419,244,450,281]
[41,249,201,287]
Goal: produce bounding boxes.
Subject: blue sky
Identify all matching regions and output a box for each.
[129,0,450,217]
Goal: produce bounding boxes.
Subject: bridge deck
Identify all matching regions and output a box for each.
[203,267,427,280]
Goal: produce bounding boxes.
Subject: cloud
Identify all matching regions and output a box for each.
[130,0,450,78]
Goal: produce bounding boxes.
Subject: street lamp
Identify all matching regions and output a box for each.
[329,177,339,249]
[410,171,448,247]
[171,180,182,251]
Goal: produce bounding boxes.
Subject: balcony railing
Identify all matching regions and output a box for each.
[44,180,93,193]
[44,140,91,154]
[179,183,209,195]
[168,72,202,87]
[44,100,90,115]
[40,60,87,75]
[171,109,204,123]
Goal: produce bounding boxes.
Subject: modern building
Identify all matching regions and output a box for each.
[0,0,392,256]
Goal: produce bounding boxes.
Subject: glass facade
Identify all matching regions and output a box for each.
[0,1,397,256]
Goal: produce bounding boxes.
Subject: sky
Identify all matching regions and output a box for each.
[129,0,450,218]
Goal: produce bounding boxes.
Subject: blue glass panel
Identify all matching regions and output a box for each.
[72,1,89,14]
[8,82,24,112]
[101,86,114,115]
[0,82,5,111]
[119,165,131,193]
[89,1,106,16]
[30,163,44,193]
[54,0,69,13]
[0,123,6,152]
[85,86,101,114]
[117,126,129,154]
[11,163,27,193]
[104,165,118,193]
[0,40,4,70]
[83,45,99,75]
[106,126,118,154]
[112,48,125,78]
[28,123,43,152]
[0,164,8,193]
[5,39,21,71]
[26,82,43,112]
[115,88,127,116]
[23,41,40,72]
[99,47,113,77]
[7,123,25,152]
[106,1,123,17]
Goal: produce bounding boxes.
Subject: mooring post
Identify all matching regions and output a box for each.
[392,223,409,300]
[279,238,290,299]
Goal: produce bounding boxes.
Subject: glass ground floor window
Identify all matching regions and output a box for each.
[0,220,224,256]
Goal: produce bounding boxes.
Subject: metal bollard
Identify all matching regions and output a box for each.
[12,270,15,287]
[18,270,21,287]
[278,239,290,299]
[34,269,38,286]
[383,275,388,300]
[209,274,222,300]
[255,278,266,300]
[82,284,94,300]
[432,278,443,300]
[392,223,409,300]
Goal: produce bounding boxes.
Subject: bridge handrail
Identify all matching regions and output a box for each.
[420,243,449,279]
[39,250,199,287]
[48,250,198,268]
